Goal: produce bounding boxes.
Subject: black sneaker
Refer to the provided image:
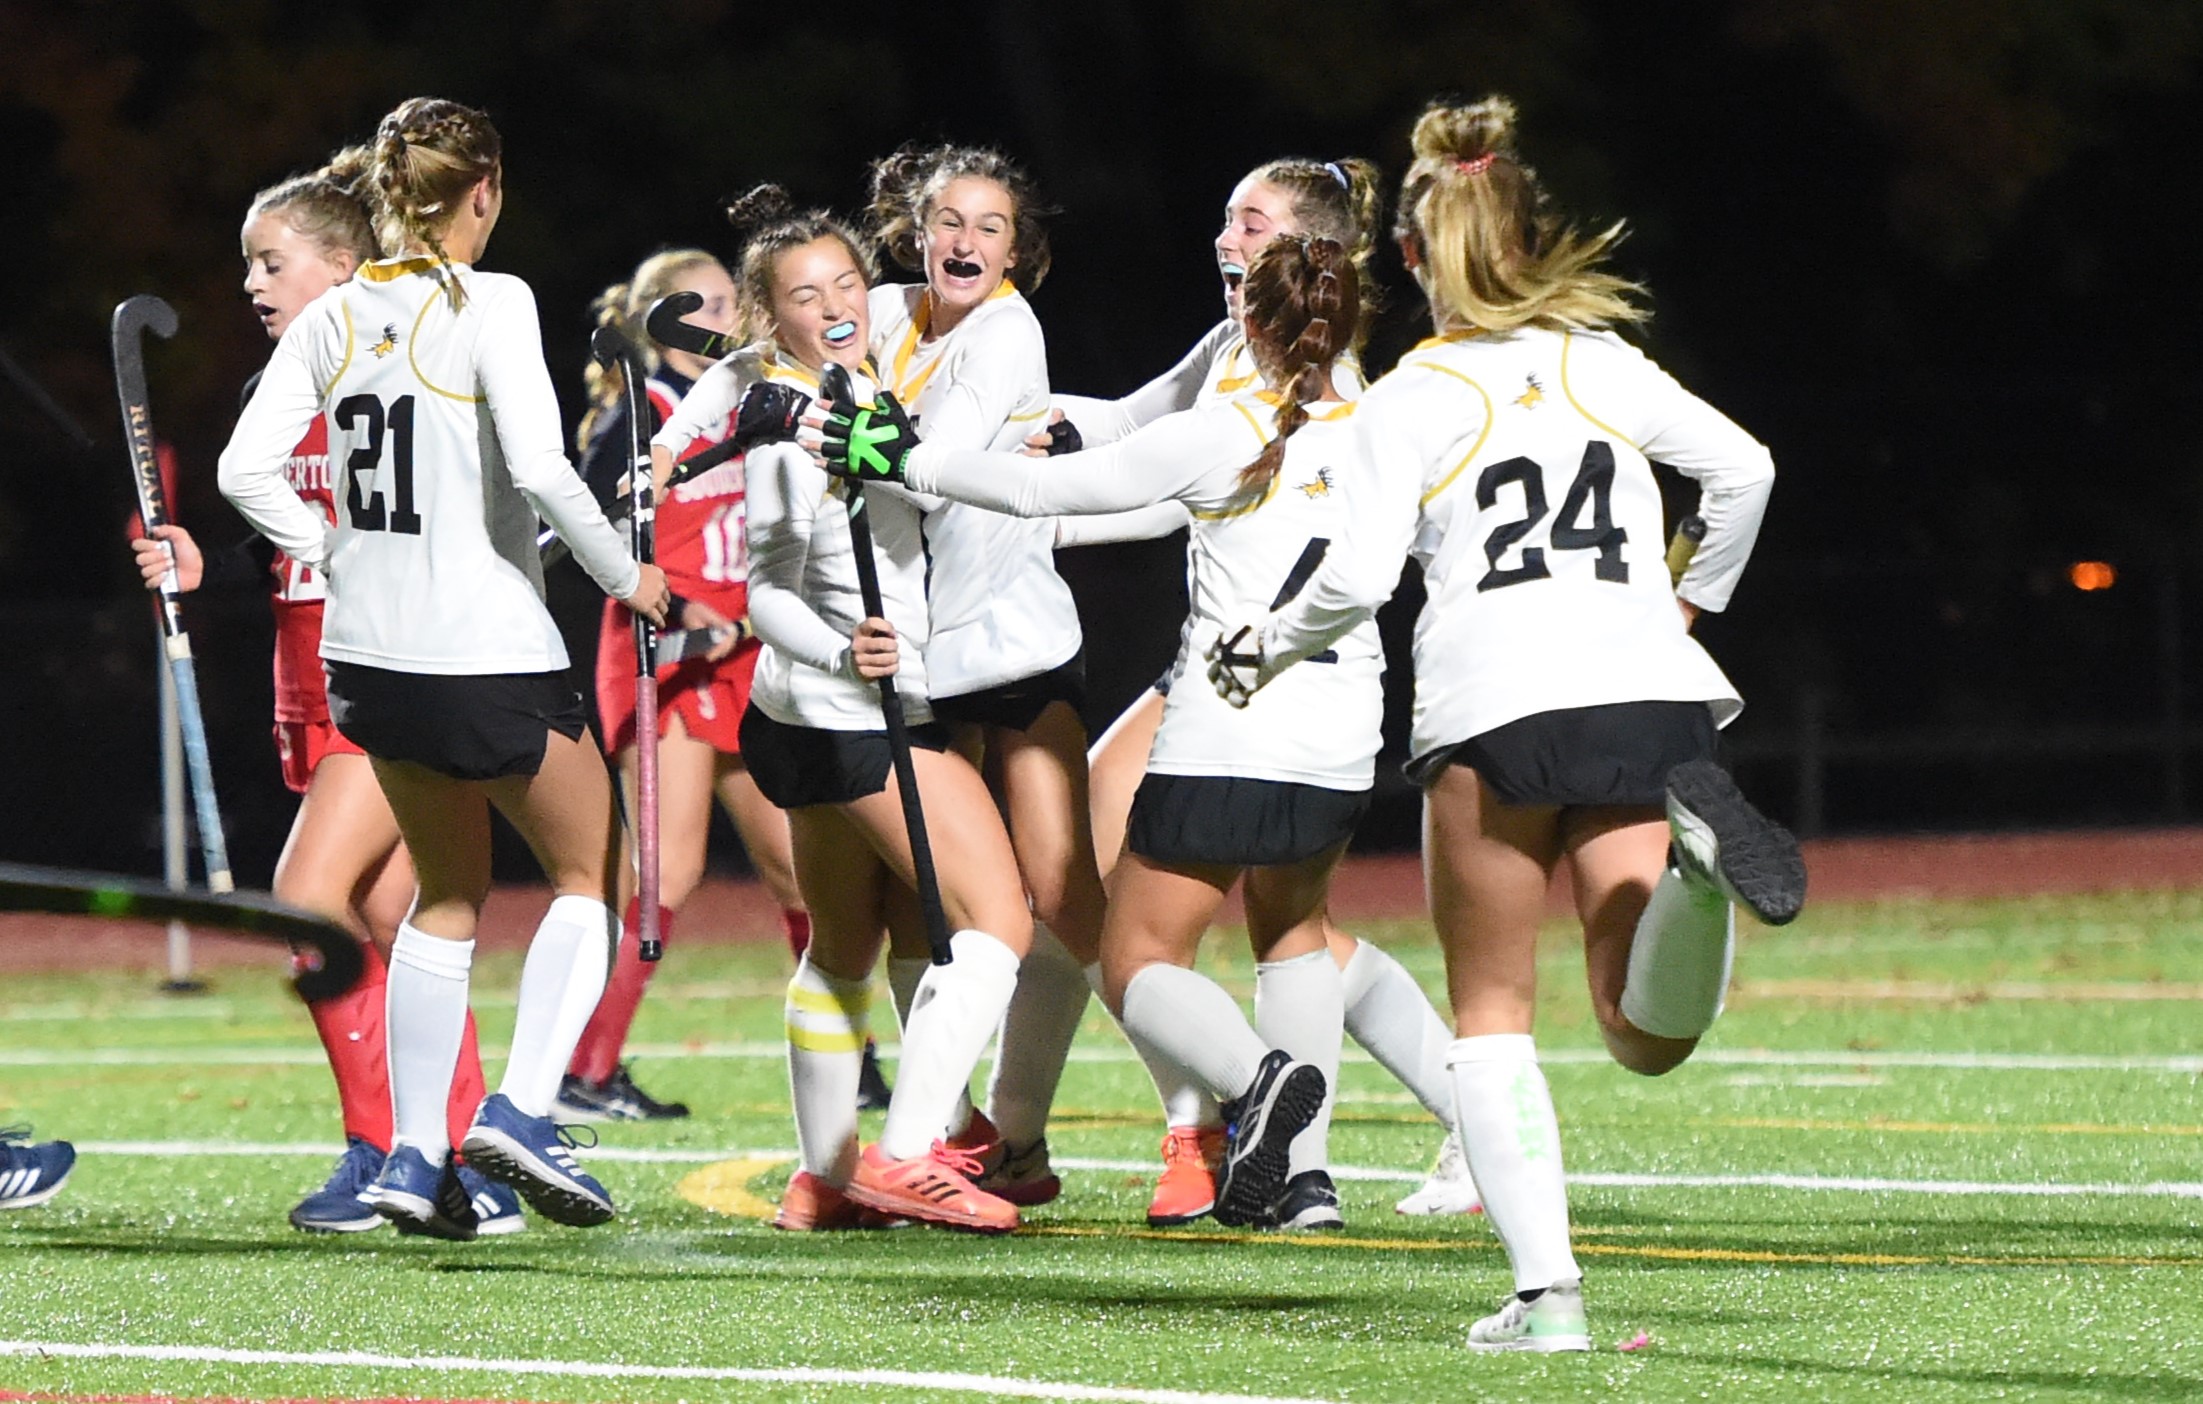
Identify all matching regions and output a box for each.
[1212,1050,1326,1228]
[1665,760,1808,925]
[1269,1169,1344,1231]
[857,1040,893,1112]
[554,1064,690,1122]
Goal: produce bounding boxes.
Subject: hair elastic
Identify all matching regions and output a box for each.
[1455,153,1497,177]
[1322,161,1350,190]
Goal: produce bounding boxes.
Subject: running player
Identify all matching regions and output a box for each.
[554,249,892,1122]
[814,234,1377,1230]
[130,150,517,1236]
[1219,96,1801,1348]
[860,146,1100,1205]
[657,186,1034,1233]
[218,97,670,1238]
[1049,157,1475,1226]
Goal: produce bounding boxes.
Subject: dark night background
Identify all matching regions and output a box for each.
[2,1,2199,886]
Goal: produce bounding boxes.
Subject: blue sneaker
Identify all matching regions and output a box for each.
[461,1163,526,1236]
[0,1127,75,1210]
[460,1093,616,1227]
[288,1136,387,1233]
[367,1145,479,1241]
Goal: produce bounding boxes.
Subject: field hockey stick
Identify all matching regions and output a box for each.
[590,325,664,963]
[113,295,232,895]
[0,862,364,1001]
[818,362,954,966]
[645,289,742,362]
[1666,513,1708,586]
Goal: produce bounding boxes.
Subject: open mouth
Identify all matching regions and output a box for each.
[253,302,279,320]
[823,319,858,347]
[942,258,983,280]
[1219,261,1246,291]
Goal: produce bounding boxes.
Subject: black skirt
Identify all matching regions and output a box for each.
[930,651,1088,732]
[1128,772,1370,867]
[325,661,587,782]
[1408,699,1718,806]
[739,704,951,810]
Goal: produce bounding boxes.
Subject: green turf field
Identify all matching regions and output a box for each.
[3,889,2201,1403]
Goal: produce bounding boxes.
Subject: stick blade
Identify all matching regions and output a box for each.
[112,294,179,346]
[590,322,640,369]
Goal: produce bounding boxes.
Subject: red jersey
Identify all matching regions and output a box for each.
[268,415,335,723]
[646,377,749,616]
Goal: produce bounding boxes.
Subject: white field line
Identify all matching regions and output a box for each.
[70,1139,2203,1199]
[0,1340,1341,1404]
[14,1041,2203,1074]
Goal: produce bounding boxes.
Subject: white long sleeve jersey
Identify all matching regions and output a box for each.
[903,394,1382,790]
[866,282,1076,697]
[1053,318,1364,445]
[1261,327,1774,767]
[218,258,640,675]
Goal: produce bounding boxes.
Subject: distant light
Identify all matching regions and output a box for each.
[2069,561,2117,591]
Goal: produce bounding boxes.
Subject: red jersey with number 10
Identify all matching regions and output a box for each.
[646,377,748,613]
[267,414,335,722]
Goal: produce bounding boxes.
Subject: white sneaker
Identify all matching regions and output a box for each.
[1467,1280,1590,1353]
[1395,1131,1482,1216]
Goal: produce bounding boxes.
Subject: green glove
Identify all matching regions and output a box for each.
[820,391,921,483]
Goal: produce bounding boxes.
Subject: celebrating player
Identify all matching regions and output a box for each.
[130,150,517,1236]
[1222,97,1802,1348]
[1049,156,1475,1226]
[813,235,1388,1230]
[218,97,669,1238]
[860,145,1101,1204]
[657,186,1034,1233]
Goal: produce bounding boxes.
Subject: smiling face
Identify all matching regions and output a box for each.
[1215,176,1300,325]
[240,211,358,340]
[767,236,870,372]
[662,260,738,381]
[918,175,1017,325]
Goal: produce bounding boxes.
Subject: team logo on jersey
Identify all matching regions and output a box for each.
[1514,374,1545,410]
[370,323,400,358]
[1297,468,1335,498]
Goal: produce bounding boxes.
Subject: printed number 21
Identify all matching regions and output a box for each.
[336,393,422,535]
[1475,441,1627,592]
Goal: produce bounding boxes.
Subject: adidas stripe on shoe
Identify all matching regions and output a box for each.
[460,1093,615,1228]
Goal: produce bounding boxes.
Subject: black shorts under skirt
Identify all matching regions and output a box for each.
[1128,772,1371,868]
[929,651,1087,733]
[1406,699,1718,806]
[325,661,587,782]
[739,704,951,810]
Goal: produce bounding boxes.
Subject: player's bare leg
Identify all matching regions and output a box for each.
[1567,808,1702,1076]
[1086,688,1164,881]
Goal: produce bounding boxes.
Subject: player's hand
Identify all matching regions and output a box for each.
[731,381,811,455]
[1021,409,1082,459]
[679,599,749,662]
[851,615,899,679]
[1205,624,1267,709]
[623,563,672,626]
[819,391,920,483]
[133,523,202,593]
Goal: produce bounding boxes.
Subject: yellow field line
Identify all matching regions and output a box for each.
[1704,1116,2203,1137]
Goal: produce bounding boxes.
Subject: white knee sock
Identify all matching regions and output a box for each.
[891,954,975,1136]
[498,894,616,1117]
[1341,938,1456,1125]
[1119,963,1268,1104]
[878,930,1021,1160]
[785,957,869,1183]
[1618,867,1735,1040]
[984,923,1089,1147]
[1089,962,1222,1130]
[1255,947,1342,1176]
[1449,1034,1580,1293]
[386,923,474,1164]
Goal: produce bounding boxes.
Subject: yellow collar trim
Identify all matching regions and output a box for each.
[359,256,446,283]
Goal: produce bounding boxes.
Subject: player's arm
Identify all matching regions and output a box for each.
[901,405,1231,519]
[1049,319,1235,447]
[216,325,331,569]
[742,441,865,678]
[1053,500,1192,547]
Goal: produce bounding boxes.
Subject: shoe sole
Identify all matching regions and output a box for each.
[1213,1064,1326,1228]
[1274,1209,1344,1231]
[844,1171,1017,1234]
[460,1127,615,1228]
[1466,1334,1592,1353]
[1395,1188,1484,1216]
[0,1172,73,1211]
[474,1214,528,1237]
[1145,1205,1215,1227]
[288,1207,386,1233]
[366,1188,477,1242]
[1667,760,1806,925]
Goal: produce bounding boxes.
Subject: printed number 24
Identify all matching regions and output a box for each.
[1475,441,1626,591]
[335,393,422,535]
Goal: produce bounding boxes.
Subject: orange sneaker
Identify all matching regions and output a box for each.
[1146,1125,1226,1227]
[947,1109,1062,1208]
[773,1170,868,1231]
[846,1141,1019,1233]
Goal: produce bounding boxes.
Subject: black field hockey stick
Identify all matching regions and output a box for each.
[818,362,953,966]
[113,295,232,894]
[590,325,665,963]
[645,289,740,362]
[0,862,365,1000]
